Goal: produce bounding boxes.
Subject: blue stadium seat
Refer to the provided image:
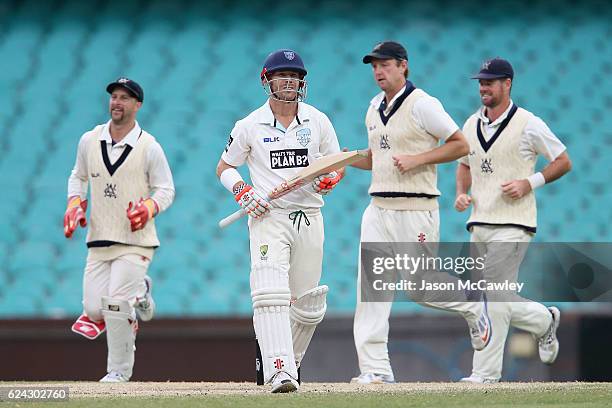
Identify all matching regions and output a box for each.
[1,0,610,317]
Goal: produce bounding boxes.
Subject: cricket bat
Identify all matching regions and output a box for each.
[218,149,369,228]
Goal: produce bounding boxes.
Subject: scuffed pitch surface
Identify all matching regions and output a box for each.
[2,382,610,398]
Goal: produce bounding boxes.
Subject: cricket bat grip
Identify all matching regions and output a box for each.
[218,208,247,228]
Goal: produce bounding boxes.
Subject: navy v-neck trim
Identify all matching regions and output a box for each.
[476,104,518,153]
[378,82,416,126]
[101,130,142,176]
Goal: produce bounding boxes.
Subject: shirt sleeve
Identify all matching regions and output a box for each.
[520,115,567,162]
[412,96,460,141]
[146,141,175,213]
[318,112,341,156]
[457,119,471,165]
[67,132,90,200]
[221,121,250,167]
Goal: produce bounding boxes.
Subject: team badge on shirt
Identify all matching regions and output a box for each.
[481,158,493,174]
[104,183,117,199]
[380,134,391,150]
[260,244,269,261]
[296,128,311,147]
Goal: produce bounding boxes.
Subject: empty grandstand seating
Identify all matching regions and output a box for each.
[0,0,610,317]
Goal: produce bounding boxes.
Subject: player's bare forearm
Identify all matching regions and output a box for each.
[216,158,235,178]
[454,162,473,211]
[417,131,470,166]
[541,151,572,184]
[456,163,472,196]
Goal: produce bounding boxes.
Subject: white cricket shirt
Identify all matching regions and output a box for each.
[221,101,340,209]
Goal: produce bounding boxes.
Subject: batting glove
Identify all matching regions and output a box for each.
[235,185,270,219]
[64,196,88,238]
[313,171,343,195]
[127,198,158,232]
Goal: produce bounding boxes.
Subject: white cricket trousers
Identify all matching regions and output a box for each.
[82,252,150,378]
[248,208,324,297]
[82,253,150,321]
[353,203,479,377]
[469,225,552,381]
[248,208,324,382]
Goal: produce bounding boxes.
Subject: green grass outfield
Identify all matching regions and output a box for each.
[0,382,609,408]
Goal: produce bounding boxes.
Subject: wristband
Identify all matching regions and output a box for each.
[527,172,545,190]
[67,196,82,209]
[144,198,159,217]
[220,167,244,193]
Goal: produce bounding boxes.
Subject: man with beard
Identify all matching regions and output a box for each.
[351,41,493,384]
[65,77,175,382]
[455,58,572,383]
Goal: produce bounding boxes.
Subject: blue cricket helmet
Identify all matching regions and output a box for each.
[260,49,307,80]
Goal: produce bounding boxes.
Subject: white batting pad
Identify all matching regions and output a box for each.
[101,296,137,380]
[290,285,328,366]
[250,263,297,383]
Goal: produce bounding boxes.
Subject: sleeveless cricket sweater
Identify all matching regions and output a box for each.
[84,125,160,247]
[366,85,440,211]
[463,105,537,233]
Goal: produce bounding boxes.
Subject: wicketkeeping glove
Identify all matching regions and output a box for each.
[234,185,270,219]
[313,171,343,195]
[127,198,158,232]
[64,196,88,238]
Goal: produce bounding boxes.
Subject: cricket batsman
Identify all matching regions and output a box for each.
[216,49,342,393]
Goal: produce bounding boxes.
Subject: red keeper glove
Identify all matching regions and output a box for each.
[313,171,343,195]
[64,196,88,238]
[127,198,158,232]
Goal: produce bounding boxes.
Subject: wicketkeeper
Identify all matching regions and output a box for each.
[65,77,175,382]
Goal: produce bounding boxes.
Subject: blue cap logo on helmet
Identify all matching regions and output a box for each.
[284,51,295,60]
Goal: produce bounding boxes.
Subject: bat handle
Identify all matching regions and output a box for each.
[218,208,247,228]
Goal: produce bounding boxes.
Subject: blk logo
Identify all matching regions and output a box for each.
[263,136,280,143]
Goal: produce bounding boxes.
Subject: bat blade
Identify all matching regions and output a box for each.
[218,149,368,228]
[268,149,368,199]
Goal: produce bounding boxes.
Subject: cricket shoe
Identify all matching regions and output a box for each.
[537,306,560,364]
[468,293,492,351]
[459,375,499,384]
[100,371,129,383]
[135,276,155,322]
[350,372,395,384]
[270,371,299,393]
